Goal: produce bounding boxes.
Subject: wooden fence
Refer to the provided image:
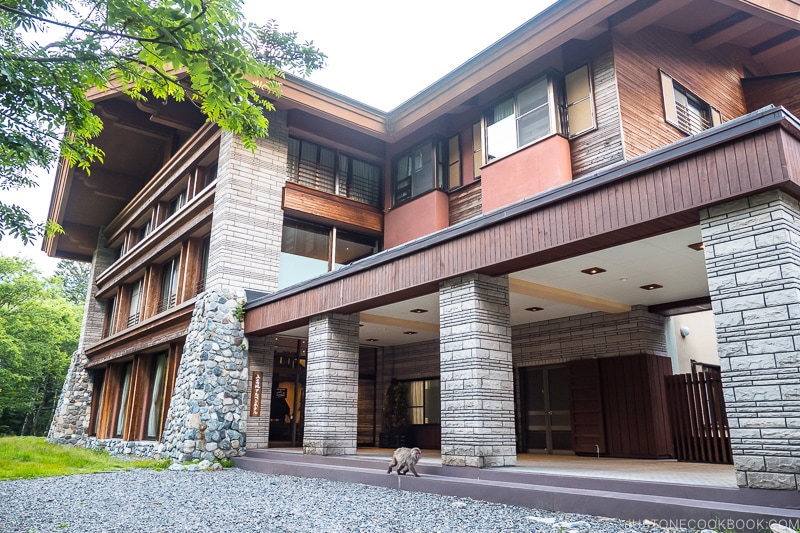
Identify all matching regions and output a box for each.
[665,372,732,464]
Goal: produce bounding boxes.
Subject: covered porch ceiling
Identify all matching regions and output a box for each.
[275,226,709,346]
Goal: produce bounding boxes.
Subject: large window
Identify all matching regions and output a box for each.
[287,137,382,207]
[486,75,556,160]
[392,139,447,205]
[103,296,117,338]
[564,64,596,137]
[408,379,440,425]
[114,362,133,437]
[278,218,380,289]
[660,71,721,135]
[145,353,169,439]
[127,279,143,328]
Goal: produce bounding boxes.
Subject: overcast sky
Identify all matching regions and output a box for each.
[1,0,557,274]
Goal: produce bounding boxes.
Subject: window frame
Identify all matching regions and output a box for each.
[391,138,447,207]
[660,70,721,136]
[563,64,597,138]
[406,377,441,425]
[159,255,180,313]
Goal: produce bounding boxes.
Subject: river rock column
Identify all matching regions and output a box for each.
[440,273,516,467]
[701,190,800,490]
[303,313,360,456]
[48,231,117,445]
[160,287,248,462]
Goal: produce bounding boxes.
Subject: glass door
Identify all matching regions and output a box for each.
[270,337,307,447]
[523,365,572,454]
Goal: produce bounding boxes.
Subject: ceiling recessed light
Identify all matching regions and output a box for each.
[640,283,663,291]
[525,306,544,312]
[409,308,428,314]
[366,338,379,342]
[403,331,418,335]
[688,242,705,251]
[619,277,628,282]
[581,267,607,275]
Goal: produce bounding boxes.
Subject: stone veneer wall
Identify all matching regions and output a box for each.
[160,287,247,461]
[48,232,117,445]
[513,305,667,367]
[303,313,361,456]
[701,191,800,490]
[244,336,274,449]
[439,273,516,467]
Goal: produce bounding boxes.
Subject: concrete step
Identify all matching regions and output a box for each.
[234,451,800,531]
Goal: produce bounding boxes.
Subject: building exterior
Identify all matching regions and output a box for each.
[46,0,800,491]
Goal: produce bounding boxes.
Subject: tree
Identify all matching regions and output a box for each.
[0,0,325,243]
[0,255,82,436]
[53,259,91,306]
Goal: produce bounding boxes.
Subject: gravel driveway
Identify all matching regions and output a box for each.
[0,468,691,533]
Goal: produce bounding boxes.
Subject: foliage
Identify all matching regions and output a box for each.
[0,255,82,436]
[53,259,91,305]
[382,379,410,434]
[0,0,326,243]
[0,436,160,480]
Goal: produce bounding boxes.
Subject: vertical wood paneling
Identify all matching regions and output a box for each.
[448,181,482,225]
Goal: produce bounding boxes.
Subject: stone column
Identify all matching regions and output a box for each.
[303,313,360,456]
[701,190,800,490]
[48,230,117,445]
[159,287,248,462]
[439,273,516,467]
[244,336,275,449]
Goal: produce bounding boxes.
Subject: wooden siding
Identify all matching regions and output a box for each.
[282,182,383,234]
[245,116,800,337]
[742,74,800,117]
[570,50,625,178]
[600,354,674,459]
[448,181,482,225]
[613,27,748,159]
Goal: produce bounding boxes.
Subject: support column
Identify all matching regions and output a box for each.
[303,313,360,456]
[245,336,275,449]
[701,190,800,490]
[439,273,516,467]
[48,230,117,445]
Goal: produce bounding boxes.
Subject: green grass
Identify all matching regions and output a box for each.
[0,437,167,481]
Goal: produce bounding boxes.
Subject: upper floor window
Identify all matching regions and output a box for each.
[486,75,556,161]
[127,279,143,328]
[158,255,180,313]
[103,295,117,338]
[392,139,446,206]
[564,64,596,137]
[660,71,721,136]
[168,189,187,217]
[287,137,382,207]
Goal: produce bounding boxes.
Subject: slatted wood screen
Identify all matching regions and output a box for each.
[665,372,732,464]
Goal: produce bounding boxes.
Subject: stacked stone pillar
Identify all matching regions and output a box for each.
[303,313,360,456]
[439,273,516,467]
[701,190,800,490]
[48,230,117,445]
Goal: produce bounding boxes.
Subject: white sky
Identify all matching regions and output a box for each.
[0,0,557,274]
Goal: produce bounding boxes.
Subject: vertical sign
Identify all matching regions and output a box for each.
[250,371,263,416]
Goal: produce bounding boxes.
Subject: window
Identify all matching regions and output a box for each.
[472,122,483,179]
[196,236,210,295]
[447,135,461,190]
[138,219,152,242]
[278,218,380,289]
[89,370,105,436]
[660,71,721,135]
[564,65,596,137]
[145,353,169,439]
[392,139,446,205]
[127,279,143,328]
[168,189,187,217]
[114,362,133,437]
[159,255,180,313]
[486,75,556,160]
[408,379,440,425]
[287,137,382,207]
[103,296,116,338]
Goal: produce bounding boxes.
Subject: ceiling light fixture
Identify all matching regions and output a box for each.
[640,283,663,291]
[525,306,544,312]
[581,267,606,275]
[409,308,428,314]
[403,331,418,335]
[365,338,379,342]
[688,242,705,251]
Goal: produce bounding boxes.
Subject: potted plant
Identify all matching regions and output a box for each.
[381,379,409,448]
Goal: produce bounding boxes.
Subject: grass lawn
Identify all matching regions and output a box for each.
[0,437,166,481]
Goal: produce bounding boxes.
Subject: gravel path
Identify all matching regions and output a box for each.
[0,468,692,533]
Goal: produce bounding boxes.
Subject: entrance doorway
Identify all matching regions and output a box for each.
[270,337,307,447]
[522,365,572,454]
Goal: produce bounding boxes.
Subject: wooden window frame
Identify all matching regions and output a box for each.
[391,138,447,207]
[660,70,721,136]
[564,64,597,138]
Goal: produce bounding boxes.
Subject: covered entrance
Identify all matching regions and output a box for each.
[270,337,307,447]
